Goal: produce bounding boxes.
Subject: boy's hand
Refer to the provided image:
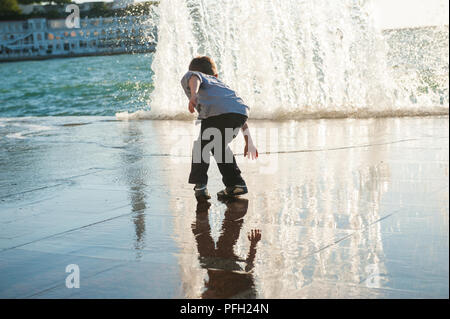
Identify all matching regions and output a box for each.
[188,94,198,113]
[244,140,259,160]
[248,229,261,243]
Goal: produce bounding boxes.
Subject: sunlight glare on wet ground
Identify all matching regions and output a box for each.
[0,116,448,298]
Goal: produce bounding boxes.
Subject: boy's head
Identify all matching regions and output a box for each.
[189,56,218,77]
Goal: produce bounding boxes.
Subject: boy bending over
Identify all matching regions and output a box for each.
[181,56,258,201]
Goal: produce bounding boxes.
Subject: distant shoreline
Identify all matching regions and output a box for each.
[0,15,157,63]
[381,24,449,32]
[1,24,446,64]
[0,47,155,63]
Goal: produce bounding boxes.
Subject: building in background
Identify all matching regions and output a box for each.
[112,0,136,10]
[0,15,157,62]
[16,1,138,16]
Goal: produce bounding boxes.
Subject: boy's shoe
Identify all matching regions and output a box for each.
[194,184,211,201]
[217,185,248,198]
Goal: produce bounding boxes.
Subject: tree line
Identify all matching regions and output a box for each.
[1,0,71,20]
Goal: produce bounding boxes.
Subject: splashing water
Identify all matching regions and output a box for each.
[117,0,449,120]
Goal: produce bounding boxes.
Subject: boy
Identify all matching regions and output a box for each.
[181,56,258,201]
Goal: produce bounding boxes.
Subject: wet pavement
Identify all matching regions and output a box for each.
[0,116,448,298]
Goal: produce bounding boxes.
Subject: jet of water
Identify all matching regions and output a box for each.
[118,0,449,120]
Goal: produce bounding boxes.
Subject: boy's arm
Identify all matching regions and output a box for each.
[241,122,258,159]
[188,75,201,113]
[245,229,261,272]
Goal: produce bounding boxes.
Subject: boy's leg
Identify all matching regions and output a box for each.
[188,119,211,185]
[217,145,245,187]
[212,114,247,187]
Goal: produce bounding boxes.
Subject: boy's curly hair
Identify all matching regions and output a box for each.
[189,56,218,76]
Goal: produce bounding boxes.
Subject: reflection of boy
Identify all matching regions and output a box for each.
[193,199,261,298]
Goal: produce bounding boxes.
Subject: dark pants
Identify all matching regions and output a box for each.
[189,113,247,187]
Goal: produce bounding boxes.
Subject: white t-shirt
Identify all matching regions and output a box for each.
[181,71,250,120]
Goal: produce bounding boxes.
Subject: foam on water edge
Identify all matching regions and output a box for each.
[115,106,449,121]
